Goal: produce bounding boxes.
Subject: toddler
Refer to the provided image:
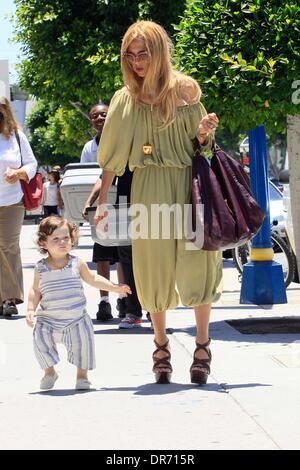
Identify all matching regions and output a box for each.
[26,216,131,390]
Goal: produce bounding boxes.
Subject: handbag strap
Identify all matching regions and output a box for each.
[192,136,217,155]
[15,130,23,167]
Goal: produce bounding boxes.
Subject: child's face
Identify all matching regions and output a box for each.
[43,225,72,257]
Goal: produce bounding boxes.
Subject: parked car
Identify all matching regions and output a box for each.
[268,180,285,238]
[279,169,299,284]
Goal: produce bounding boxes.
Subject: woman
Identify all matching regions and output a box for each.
[94,21,222,384]
[42,169,63,217]
[0,97,37,316]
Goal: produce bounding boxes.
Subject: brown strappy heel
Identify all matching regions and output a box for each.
[190,338,212,384]
[152,339,172,384]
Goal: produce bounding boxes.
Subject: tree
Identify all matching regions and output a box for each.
[25,101,88,166]
[14,0,185,106]
[175,0,299,133]
[13,0,186,163]
[175,0,300,276]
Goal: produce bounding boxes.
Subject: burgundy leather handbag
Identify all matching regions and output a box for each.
[15,131,43,211]
[189,140,265,251]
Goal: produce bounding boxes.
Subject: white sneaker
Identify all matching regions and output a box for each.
[119,314,142,329]
[76,378,91,390]
[40,372,58,390]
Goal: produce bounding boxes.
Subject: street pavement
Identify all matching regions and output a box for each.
[0,223,300,450]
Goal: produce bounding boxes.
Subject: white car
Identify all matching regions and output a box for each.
[239,136,285,236]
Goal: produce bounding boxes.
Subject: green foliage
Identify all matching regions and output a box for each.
[25,101,92,166]
[175,0,300,134]
[138,0,186,35]
[13,0,185,162]
[14,0,185,106]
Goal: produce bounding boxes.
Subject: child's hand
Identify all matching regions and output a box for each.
[26,311,35,328]
[115,284,132,295]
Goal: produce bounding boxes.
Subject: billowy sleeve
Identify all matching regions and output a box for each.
[98,89,135,176]
[19,131,38,180]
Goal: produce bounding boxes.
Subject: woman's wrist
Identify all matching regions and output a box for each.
[198,132,208,144]
[17,169,29,181]
[97,195,107,205]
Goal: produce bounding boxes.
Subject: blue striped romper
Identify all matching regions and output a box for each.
[33,255,96,370]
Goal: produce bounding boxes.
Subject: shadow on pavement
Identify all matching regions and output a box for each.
[29,388,98,396]
[170,320,300,344]
[100,382,223,395]
[0,315,25,321]
[93,327,154,335]
[28,382,271,397]
[101,381,270,395]
[23,263,36,269]
[220,382,272,391]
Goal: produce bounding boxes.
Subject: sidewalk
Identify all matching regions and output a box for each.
[0,224,299,450]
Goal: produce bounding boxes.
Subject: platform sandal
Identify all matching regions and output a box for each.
[190,338,212,385]
[152,339,172,384]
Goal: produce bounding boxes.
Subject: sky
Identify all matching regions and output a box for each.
[0,0,23,82]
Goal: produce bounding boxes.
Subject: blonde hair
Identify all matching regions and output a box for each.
[0,97,19,138]
[121,21,201,128]
[36,216,78,254]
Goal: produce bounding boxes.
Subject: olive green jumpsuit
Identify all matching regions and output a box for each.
[98,89,223,313]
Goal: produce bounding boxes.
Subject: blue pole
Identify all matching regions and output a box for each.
[240,125,287,304]
[249,126,272,249]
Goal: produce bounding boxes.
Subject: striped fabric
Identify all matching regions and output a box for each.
[35,255,87,322]
[33,315,95,370]
[33,255,95,370]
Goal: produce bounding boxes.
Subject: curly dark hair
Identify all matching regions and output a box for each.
[36,216,79,254]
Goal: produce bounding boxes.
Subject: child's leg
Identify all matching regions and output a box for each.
[44,366,56,377]
[77,368,88,380]
[63,315,96,372]
[33,321,60,370]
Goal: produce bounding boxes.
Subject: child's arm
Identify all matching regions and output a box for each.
[26,268,41,328]
[78,258,131,295]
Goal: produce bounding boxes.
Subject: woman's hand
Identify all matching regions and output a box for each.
[4,168,20,184]
[198,113,219,137]
[94,203,109,232]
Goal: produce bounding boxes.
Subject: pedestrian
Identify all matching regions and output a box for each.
[82,103,143,326]
[26,215,131,390]
[94,21,222,384]
[80,102,108,164]
[83,163,145,329]
[51,166,64,216]
[0,97,38,317]
[42,169,63,217]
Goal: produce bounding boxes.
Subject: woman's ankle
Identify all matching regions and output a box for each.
[196,334,210,345]
[154,336,169,347]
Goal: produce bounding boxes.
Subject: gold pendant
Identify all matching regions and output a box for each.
[143,144,152,155]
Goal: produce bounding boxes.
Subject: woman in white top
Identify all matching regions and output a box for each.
[0,97,37,317]
[42,169,63,217]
